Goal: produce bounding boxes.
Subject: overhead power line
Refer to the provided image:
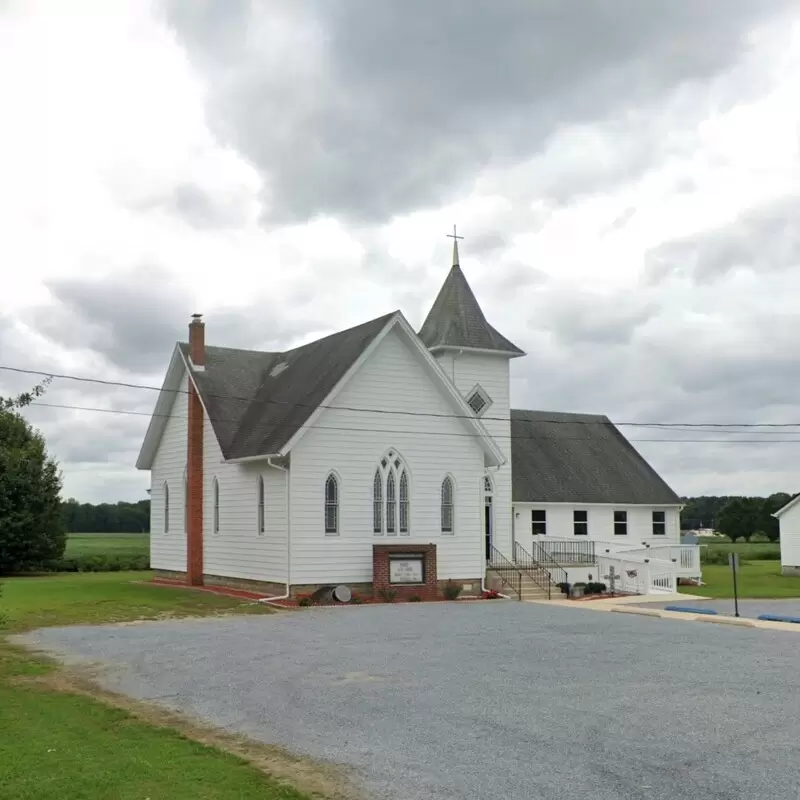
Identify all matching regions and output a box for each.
[24,400,800,445]
[3,363,800,431]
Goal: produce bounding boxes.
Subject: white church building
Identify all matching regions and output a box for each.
[137,241,701,600]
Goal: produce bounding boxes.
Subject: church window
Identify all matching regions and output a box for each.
[212,477,220,534]
[373,469,383,534]
[614,510,628,536]
[386,472,396,534]
[163,481,170,533]
[257,476,265,535]
[531,509,547,536]
[374,450,410,537]
[652,510,666,536]
[399,472,409,534]
[441,476,454,533]
[325,473,339,534]
[466,384,492,417]
[573,509,588,536]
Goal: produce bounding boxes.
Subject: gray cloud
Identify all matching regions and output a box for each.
[162,0,795,223]
[24,267,319,374]
[645,194,800,284]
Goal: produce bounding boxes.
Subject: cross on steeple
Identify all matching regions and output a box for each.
[446,224,463,267]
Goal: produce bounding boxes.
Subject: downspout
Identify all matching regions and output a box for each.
[258,457,291,603]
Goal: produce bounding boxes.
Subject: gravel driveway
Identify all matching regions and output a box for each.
[19,601,800,800]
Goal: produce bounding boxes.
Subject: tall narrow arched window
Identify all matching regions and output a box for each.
[372,469,383,534]
[183,467,188,534]
[324,473,339,534]
[256,476,265,535]
[386,471,396,534]
[373,450,410,537]
[399,471,409,534]
[212,477,220,534]
[441,476,454,533]
[163,481,170,533]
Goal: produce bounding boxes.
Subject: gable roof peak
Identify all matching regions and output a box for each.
[418,252,525,357]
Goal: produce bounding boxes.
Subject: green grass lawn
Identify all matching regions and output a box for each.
[682,560,800,599]
[0,572,315,800]
[65,532,149,558]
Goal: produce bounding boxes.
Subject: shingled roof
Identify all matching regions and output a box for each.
[418,242,524,355]
[180,312,395,459]
[511,409,680,505]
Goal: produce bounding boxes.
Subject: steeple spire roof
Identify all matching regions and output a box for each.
[418,236,525,357]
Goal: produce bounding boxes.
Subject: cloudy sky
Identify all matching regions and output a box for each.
[2,0,800,504]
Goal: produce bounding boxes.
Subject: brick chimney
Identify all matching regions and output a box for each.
[189,313,205,370]
[186,313,205,585]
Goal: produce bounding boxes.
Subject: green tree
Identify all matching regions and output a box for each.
[0,380,65,574]
[759,492,793,542]
[716,497,762,542]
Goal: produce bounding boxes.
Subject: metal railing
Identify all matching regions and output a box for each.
[487,545,522,600]
[520,540,567,591]
[533,537,596,565]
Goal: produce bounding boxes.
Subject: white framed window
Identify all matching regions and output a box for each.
[373,469,383,534]
[163,481,170,533]
[573,509,588,536]
[212,477,220,534]
[399,471,409,534]
[652,510,666,536]
[466,384,492,417]
[324,473,339,534]
[441,476,454,533]
[531,509,547,536]
[614,510,628,536]
[373,450,410,537]
[257,476,265,535]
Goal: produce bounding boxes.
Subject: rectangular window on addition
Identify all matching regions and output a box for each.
[573,510,588,536]
[614,510,627,536]
[531,509,547,536]
[652,510,666,536]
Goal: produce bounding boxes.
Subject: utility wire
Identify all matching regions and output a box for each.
[24,400,800,445]
[3,363,800,430]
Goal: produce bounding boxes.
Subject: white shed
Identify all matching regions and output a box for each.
[774,494,800,576]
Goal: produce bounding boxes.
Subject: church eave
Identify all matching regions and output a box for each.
[427,344,526,358]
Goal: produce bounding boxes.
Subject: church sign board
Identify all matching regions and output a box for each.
[389,555,425,584]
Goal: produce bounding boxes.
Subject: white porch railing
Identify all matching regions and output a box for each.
[597,555,677,595]
[603,544,701,578]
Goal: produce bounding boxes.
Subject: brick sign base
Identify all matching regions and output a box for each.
[373,543,437,600]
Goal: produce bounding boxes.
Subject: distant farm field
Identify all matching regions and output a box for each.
[65,533,149,558]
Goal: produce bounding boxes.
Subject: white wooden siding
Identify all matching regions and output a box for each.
[202,414,287,583]
[290,328,486,585]
[512,503,682,546]
[149,372,188,572]
[779,502,800,568]
[438,353,512,556]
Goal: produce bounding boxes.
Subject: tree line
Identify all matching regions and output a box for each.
[681,493,795,542]
[59,499,150,533]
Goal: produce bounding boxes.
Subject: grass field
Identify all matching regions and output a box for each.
[65,533,149,558]
[0,572,314,800]
[681,560,800,599]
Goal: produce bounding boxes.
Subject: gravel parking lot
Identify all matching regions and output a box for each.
[19,601,800,800]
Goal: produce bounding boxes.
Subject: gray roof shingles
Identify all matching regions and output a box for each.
[511,409,681,505]
[180,312,395,459]
[418,263,525,355]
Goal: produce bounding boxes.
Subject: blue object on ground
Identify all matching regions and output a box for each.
[757,614,800,624]
[664,605,718,615]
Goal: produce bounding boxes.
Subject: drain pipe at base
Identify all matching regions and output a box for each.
[258,457,291,604]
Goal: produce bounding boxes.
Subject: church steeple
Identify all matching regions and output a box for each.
[418,230,525,357]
